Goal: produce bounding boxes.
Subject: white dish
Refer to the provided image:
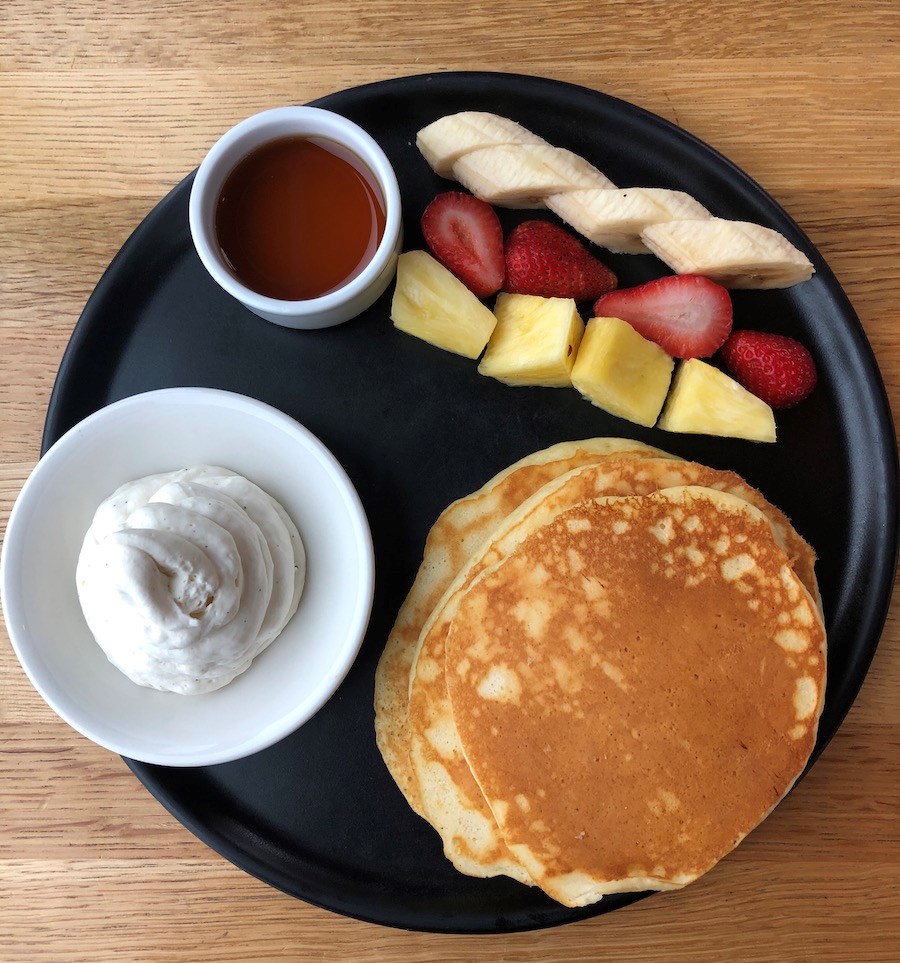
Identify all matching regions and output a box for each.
[0,388,374,766]
[189,106,403,329]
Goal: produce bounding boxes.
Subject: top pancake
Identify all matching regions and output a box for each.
[444,486,826,906]
[373,438,675,817]
[407,457,820,884]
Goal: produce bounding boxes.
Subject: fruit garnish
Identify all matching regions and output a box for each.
[657,359,776,442]
[478,294,584,387]
[547,188,710,255]
[453,144,610,208]
[416,113,813,289]
[593,274,732,359]
[720,330,818,409]
[503,220,617,301]
[641,219,814,289]
[570,316,674,428]
[391,250,496,359]
[416,112,546,177]
[420,192,505,298]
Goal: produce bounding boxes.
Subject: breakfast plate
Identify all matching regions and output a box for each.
[41,72,897,932]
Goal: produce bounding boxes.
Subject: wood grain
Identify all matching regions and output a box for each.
[1,2,898,960]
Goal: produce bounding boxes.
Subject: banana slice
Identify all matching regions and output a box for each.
[452,144,613,209]
[416,112,548,177]
[538,147,615,191]
[547,188,712,254]
[641,218,815,288]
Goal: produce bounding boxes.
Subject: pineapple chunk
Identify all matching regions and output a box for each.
[391,250,496,359]
[478,294,585,387]
[570,316,674,428]
[658,359,776,442]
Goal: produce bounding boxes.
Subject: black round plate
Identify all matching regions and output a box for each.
[43,72,898,933]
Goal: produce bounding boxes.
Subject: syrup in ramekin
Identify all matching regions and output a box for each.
[215,136,386,301]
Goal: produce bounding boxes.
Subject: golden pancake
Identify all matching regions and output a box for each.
[444,487,826,906]
[408,458,819,884]
[374,438,674,818]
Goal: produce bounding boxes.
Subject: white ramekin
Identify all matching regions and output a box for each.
[189,106,403,329]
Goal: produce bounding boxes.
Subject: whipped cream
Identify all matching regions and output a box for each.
[76,466,305,694]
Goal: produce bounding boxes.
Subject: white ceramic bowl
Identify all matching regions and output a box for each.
[189,106,403,329]
[0,388,374,766]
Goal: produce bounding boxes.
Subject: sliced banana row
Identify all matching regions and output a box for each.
[416,111,814,288]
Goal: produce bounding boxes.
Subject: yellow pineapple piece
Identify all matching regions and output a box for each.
[658,359,776,442]
[478,294,585,387]
[570,316,674,428]
[391,251,496,359]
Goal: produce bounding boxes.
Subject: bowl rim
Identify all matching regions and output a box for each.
[188,105,403,318]
[0,387,376,766]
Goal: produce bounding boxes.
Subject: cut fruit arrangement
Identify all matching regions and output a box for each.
[390,112,820,443]
[416,111,815,287]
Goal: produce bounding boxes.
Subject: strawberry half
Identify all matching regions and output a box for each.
[593,274,732,359]
[420,192,505,298]
[721,330,818,409]
[503,220,617,301]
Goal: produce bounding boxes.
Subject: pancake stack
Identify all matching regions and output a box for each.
[374,440,826,906]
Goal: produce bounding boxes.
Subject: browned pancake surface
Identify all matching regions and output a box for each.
[374,439,673,817]
[408,458,819,883]
[445,487,825,906]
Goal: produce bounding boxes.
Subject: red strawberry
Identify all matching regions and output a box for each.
[721,330,818,409]
[421,192,505,297]
[503,220,617,301]
[593,274,732,359]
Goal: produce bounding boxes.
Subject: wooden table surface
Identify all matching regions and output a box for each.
[2,2,898,960]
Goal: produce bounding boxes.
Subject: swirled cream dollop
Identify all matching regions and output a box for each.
[76,466,305,694]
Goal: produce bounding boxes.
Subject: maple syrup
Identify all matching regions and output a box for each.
[214,135,386,301]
